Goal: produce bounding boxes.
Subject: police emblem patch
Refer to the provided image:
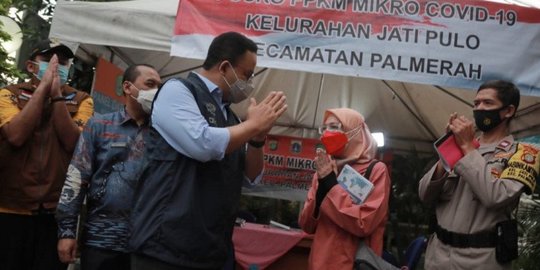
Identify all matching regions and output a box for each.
[522,153,536,164]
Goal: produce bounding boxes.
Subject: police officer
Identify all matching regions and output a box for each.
[419,80,539,269]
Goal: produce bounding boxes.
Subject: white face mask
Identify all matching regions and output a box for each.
[129,83,158,114]
[222,62,254,103]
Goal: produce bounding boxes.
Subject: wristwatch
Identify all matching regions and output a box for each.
[248,139,266,148]
[51,96,66,103]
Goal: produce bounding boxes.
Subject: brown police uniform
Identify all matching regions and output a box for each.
[419,135,539,270]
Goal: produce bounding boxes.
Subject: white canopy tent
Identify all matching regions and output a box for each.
[50,0,540,155]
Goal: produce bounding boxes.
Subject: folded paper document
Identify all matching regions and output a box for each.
[337,164,374,204]
[269,220,291,230]
[434,132,480,172]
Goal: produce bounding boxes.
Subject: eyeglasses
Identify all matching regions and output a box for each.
[318,122,343,134]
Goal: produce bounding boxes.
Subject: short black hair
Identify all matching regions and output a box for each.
[478,80,520,115]
[202,32,258,70]
[122,64,155,83]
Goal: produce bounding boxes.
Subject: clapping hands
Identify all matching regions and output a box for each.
[446,112,476,154]
[314,148,337,179]
[37,54,62,97]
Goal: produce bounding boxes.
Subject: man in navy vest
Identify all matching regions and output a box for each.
[129,32,287,270]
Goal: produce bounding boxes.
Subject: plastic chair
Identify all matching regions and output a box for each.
[402,236,427,270]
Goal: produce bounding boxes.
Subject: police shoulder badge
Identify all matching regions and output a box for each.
[500,143,540,194]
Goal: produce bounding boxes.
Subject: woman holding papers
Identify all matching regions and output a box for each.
[299,108,391,270]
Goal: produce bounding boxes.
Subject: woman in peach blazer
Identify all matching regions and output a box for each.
[299,108,391,270]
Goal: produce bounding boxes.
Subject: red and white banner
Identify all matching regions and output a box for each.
[261,134,320,189]
[241,135,319,201]
[172,0,540,96]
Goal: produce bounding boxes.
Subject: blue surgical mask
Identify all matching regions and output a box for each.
[32,61,70,85]
[57,64,70,85]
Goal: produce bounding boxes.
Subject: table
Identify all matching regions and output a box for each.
[233,222,312,270]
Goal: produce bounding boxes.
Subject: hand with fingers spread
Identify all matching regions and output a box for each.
[448,115,476,154]
[314,148,337,179]
[246,91,287,136]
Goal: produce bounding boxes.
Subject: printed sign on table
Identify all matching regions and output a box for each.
[261,134,321,191]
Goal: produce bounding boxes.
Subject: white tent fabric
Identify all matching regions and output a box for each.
[50,0,540,154]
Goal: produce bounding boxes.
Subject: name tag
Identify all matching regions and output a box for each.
[111,142,127,148]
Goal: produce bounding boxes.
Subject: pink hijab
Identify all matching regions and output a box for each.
[324,108,377,164]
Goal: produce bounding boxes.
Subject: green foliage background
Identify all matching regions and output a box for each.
[0,0,24,87]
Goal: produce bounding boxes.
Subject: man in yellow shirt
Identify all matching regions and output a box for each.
[0,38,94,270]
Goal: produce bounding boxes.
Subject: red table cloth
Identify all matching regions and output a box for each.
[233,222,307,270]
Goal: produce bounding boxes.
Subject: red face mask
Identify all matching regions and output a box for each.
[320,130,348,156]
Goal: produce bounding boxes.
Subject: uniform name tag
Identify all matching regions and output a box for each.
[111,142,127,148]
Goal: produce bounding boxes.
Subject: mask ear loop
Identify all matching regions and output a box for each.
[128,81,141,100]
[227,62,240,81]
[345,125,362,140]
[333,125,365,168]
[220,61,236,89]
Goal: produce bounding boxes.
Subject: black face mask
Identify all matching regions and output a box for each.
[473,107,506,132]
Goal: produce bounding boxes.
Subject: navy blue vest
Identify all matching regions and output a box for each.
[129,73,245,268]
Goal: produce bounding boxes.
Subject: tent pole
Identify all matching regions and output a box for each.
[156,57,175,74]
[106,46,135,67]
[311,74,325,128]
[434,85,474,107]
[512,123,540,136]
[516,102,540,117]
[254,67,268,77]
[382,80,437,140]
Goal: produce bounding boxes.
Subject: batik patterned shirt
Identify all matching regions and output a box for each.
[56,109,148,252]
